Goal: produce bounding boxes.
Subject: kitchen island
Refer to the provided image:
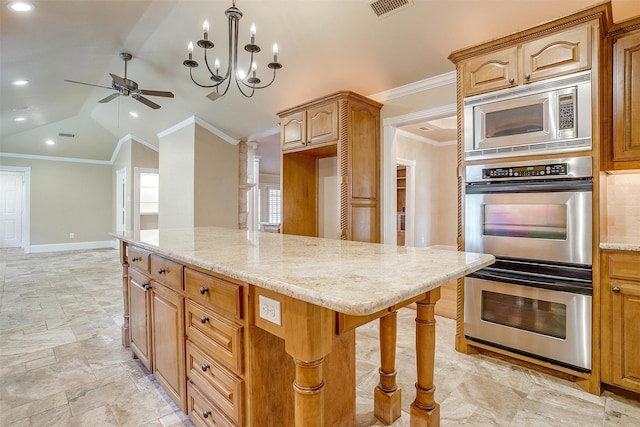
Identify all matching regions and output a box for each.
[112,227,494,426]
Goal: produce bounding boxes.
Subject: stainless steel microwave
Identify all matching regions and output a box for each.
[463,71,592,160]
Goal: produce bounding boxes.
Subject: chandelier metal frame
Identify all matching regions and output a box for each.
[182,0,282,98]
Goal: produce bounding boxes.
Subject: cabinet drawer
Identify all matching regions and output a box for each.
[186,341,244,425]
[151,255,183,291]
[128,246,150,273]
[187,381,235,427]
[608,253,640,281]
[185,300,244,374]
[185,268,243,320]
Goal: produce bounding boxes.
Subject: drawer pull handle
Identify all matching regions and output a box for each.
[203,410,211,419]
[199,287,209,295]
[201,363,210,372]
[143,284,152,291]
[200,316,209,324]
[613,286,621,293]
[157,268,166,275]
[131,257,140,262]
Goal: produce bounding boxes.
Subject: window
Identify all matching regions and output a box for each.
[267,188,281,224]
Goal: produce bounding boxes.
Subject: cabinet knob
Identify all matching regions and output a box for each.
[131,257,140,262]
[199,287,209,295]
[202,410,211,419]
[508,77,515,84]
[524,74,531,80]
[143,284,152,291]
[157,268,166,275]
[201,363,210,372]
[612,286,621,293]
[200,315,209,324]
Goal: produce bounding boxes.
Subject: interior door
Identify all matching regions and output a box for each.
[0,171,23,248]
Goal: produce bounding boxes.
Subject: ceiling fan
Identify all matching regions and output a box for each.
[65,52,174,109]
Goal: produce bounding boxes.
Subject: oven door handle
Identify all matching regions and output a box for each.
[468,270,592,295]
[465,179,592,194]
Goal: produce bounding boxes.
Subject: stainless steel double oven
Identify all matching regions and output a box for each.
[464,156,593,371]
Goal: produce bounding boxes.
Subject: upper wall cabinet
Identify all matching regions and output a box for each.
[281,100,339,152]
[606,20,640,171]
[460,23,594,97]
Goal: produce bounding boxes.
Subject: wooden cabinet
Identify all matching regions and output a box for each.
[278,91,382,242]
[460,23,593,97]
[607,21,640,170]
[601,250,640,393]
[128,268,153,371]
[151,281,186,412]
[280,101,339,151]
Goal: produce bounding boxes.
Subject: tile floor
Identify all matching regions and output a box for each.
[0,248,639,426]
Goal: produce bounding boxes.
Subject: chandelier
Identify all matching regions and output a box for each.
[182,0,282,98]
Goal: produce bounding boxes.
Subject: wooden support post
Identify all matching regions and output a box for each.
[411,289,441,427]
[284,298,335,427]
[375,311,402,424]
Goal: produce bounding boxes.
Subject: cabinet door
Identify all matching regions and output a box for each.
[612,31,640,166]
[522,24,591,83]
[129,269,152,370]
[151,282,186,411]
[610,280,640,393]
[281,111,306,151]
[307,101,339,146]
[463,47,518,96]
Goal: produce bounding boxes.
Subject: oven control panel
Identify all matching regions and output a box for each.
[482,163,567,179]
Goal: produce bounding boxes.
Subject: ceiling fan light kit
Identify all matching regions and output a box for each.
[183,0,282,98]
[65,52,174,110]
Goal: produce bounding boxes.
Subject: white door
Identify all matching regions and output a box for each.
[116,169,127,234]
[0,171,23,248]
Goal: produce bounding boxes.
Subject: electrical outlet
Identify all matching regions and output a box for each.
[259,295,281,326]
[69,233,75,239]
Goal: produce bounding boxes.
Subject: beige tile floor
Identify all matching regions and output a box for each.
[1,248,639,426]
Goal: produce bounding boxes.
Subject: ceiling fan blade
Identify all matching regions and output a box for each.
[65,79,113,90]
[139,89,174,98]
[98,93,121,103]
[133,95,161,110]
[109,73,128,87]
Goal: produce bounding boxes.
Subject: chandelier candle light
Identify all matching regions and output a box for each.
[183,0,282,98]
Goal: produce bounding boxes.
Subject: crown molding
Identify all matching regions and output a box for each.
[368,71,456,102]
[109,133,157,164]
[0,152,111,165]
[395,128,456,147]
[383,103,457,127]
[158,115,239,145]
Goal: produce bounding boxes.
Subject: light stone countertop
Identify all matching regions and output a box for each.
[600,237,640,252]
[111,227,494,316]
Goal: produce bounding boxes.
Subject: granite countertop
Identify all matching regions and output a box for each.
[600,236,640,252]
[110,227,494,316]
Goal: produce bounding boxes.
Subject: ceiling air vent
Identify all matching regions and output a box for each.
[369,0,413,18]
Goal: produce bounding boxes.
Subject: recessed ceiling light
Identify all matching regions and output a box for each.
[129,111,139,118]
[45,139,55,145]
[7,1,33,12]
[13,106,29,111]
[14,117,26,122]
[12,80,29,86]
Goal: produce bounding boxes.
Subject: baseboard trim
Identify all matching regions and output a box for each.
[29,240,118,253]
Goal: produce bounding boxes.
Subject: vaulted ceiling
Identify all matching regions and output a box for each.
[1,0,638,163]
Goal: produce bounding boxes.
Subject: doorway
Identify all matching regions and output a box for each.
[0,167,30,250]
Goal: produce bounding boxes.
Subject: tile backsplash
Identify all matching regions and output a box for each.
[606,173,640,240]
